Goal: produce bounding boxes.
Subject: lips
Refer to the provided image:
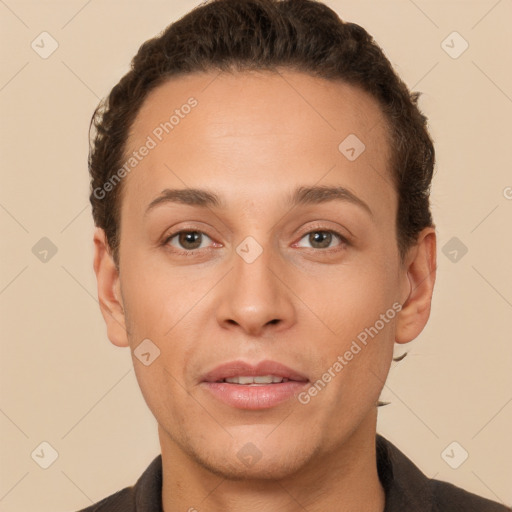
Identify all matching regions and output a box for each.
[200,360,310,410]
[201,360,309,384]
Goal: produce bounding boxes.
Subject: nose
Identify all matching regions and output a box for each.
[215,243,297,337]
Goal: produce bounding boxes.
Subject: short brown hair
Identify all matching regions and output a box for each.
[89,0,435,267]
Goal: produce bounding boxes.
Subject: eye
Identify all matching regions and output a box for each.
[162,228,348,254]
[165,230,214,251]
[294,230,347,250]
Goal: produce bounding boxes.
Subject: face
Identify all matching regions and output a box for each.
[95,69,432,480]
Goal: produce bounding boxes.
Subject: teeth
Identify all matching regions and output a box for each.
[223,375,287,385]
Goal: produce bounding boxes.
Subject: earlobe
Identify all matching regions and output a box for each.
[395,227,437,344]
[93,227,130,348]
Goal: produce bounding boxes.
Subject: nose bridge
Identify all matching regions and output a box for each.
[216,236,295,334]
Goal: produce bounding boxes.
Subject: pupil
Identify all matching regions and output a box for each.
[310,231,331,248]
[179,231,201,249]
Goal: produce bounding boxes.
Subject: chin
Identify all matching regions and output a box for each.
[194,448,314,481]
[172,426,317,482]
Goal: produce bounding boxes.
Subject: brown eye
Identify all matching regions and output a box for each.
[296,230,345,250]
[309,231,333,249]
[167,231,211,250]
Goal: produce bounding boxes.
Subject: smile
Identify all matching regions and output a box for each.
[200,360,309,409]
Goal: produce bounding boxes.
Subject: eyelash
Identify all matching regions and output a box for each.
[162,227,350,255]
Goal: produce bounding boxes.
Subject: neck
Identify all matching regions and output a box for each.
[159,411,385,512]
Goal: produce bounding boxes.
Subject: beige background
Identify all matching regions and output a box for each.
[1,0,511,510]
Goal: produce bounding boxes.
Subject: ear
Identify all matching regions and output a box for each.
[395,227,437,344]
[93,227,129,347]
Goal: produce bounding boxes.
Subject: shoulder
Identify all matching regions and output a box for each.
[429,478,511,512]
[75,486,135,511]
[377,435,510,512]
[73,454,162,512]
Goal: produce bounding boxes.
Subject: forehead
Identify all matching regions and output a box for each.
[122,69,395,221]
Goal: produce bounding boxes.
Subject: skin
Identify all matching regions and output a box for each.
[93,69,436,512]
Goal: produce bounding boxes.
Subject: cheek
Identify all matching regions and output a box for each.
[295,255,398,393]
[295,257,397,339]
[121,255,199,339]
[132,360,186,430]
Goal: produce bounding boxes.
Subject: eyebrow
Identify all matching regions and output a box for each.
[144,185,373,218]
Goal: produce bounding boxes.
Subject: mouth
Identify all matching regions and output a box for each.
[218,375,295,385]
[200,360,310,410]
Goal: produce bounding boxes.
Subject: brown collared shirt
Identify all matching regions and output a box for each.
[77,435,510,511]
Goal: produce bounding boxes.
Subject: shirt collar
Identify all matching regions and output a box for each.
[377,434,434,511]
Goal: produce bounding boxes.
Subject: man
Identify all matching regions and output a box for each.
[83,0,509,510]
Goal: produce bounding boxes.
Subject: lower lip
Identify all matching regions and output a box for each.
[201,381,309,409]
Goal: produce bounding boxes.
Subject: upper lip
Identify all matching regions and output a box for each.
[201,360,309,383]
